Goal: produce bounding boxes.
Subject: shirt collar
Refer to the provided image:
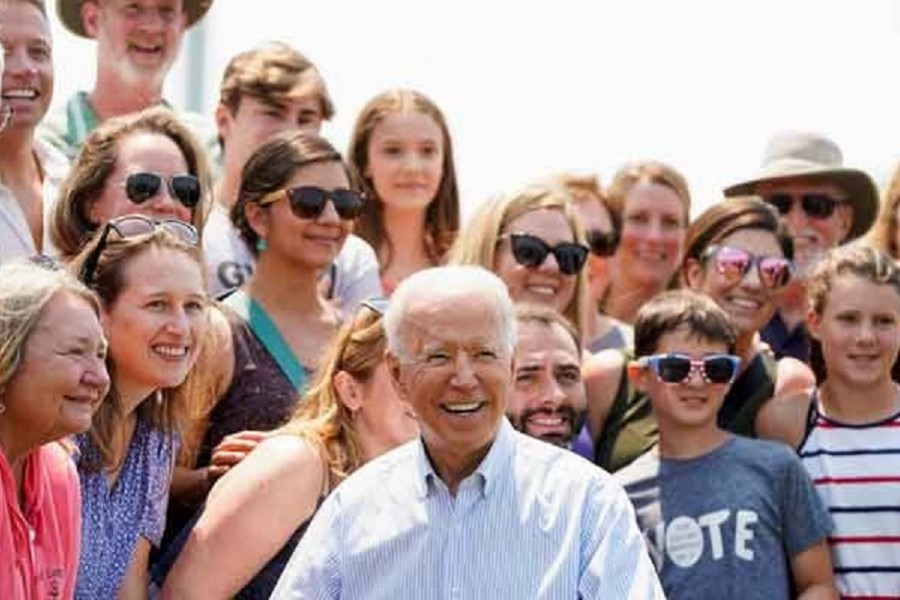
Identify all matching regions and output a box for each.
[413,417,515,499]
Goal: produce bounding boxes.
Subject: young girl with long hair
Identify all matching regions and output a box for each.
[348,89,460,293]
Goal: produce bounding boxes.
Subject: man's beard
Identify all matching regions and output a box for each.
[511,406,586,448]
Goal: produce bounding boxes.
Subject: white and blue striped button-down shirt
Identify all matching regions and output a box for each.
[272,418,664,599]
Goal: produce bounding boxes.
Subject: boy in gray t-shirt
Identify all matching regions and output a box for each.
[615,290,836,599]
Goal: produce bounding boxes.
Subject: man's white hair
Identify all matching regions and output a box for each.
[384,265,517,360]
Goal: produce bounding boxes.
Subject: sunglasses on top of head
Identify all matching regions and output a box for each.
[79,214,199,285]
[124,172,202,210]
[764,192,845,220]
[702,245,792,290]
[638,353,741,385]
[585,229,619,257]
[258,186,365,221]
[361,297,389,315]
[501,233,589,276]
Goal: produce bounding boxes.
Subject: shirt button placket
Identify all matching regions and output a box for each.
[448,507,462,599]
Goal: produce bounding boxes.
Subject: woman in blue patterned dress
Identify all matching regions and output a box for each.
[68,215,209,598]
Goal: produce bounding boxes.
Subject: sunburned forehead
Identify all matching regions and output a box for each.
[400,293,504,352]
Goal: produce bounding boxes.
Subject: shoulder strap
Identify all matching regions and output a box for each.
[223,289,308,392]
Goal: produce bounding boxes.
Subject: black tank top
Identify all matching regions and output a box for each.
[197,306,305,466]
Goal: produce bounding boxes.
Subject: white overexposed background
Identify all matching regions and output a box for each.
[46,0,900,221]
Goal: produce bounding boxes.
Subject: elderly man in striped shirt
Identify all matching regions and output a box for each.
[272,266,663,599]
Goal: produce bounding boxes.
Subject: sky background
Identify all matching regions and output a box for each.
[46,0,900,221]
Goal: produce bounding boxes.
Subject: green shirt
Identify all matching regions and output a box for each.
[37,91,218,164]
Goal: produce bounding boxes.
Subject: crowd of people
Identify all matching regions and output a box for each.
[1,1,900,599]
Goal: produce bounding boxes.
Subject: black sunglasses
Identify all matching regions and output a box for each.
[258,186,365,221]
[125,172,202,210]
[502,233,589,276]
[79,215,199,284]
[764,193,845,220]
[585,229,619,257]
[702,245,792,290]
[638,353,741,385]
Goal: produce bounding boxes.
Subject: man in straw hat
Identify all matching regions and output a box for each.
[724,131,879,362]
[39,0,214,160]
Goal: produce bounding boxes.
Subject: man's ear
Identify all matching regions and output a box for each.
[81,1,101,38]
[837,203,854,243]
[627,361,648,393]
[682,257,704,290]
[214,103,232,144]
[386,352,409,400]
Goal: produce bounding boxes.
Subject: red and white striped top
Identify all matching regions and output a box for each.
[799,395,900,600]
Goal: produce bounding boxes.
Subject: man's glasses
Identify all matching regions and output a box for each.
[585,229,619,257]
[125,172,202,210]
[502,233,589,276]
[258,186,365,221]
[638,353,741,385]
[79,215,199,284]
[764,193,845,220]
[703,245,792,290]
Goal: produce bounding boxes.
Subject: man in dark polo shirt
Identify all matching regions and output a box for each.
[724,131,878,362]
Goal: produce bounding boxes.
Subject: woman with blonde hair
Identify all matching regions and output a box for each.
[68,215,209,597]
[448,182,590,340]
[161,300,417,598]
[602,160,691,323]
[0,261,108,598]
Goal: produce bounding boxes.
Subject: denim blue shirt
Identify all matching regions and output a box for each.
[74,418,177,599]
[272,418,663,599]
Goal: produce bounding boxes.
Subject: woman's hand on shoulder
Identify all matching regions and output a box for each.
[207,429,270,482]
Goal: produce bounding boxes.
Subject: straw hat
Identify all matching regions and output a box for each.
[724,131,878,241]
[56,0,214,38]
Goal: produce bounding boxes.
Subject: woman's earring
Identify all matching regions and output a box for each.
[256,238,268,252]
[0,402,6,415]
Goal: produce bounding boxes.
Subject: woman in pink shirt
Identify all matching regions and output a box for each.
[0,261,110,599]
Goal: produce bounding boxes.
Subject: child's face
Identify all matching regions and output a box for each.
[364,110,444,213]
[632,326,731,432]
[809,273,900,387]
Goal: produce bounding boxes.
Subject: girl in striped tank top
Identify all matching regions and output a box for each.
[758,244,900,599]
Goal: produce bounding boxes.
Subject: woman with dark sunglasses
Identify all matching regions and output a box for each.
[66,215,209,598]
[585,197,815,473]
[50,106,210,261]
[554,172,633,353]
[447,182,591,340]
[161,301,417,598]
[159,131,355,562]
